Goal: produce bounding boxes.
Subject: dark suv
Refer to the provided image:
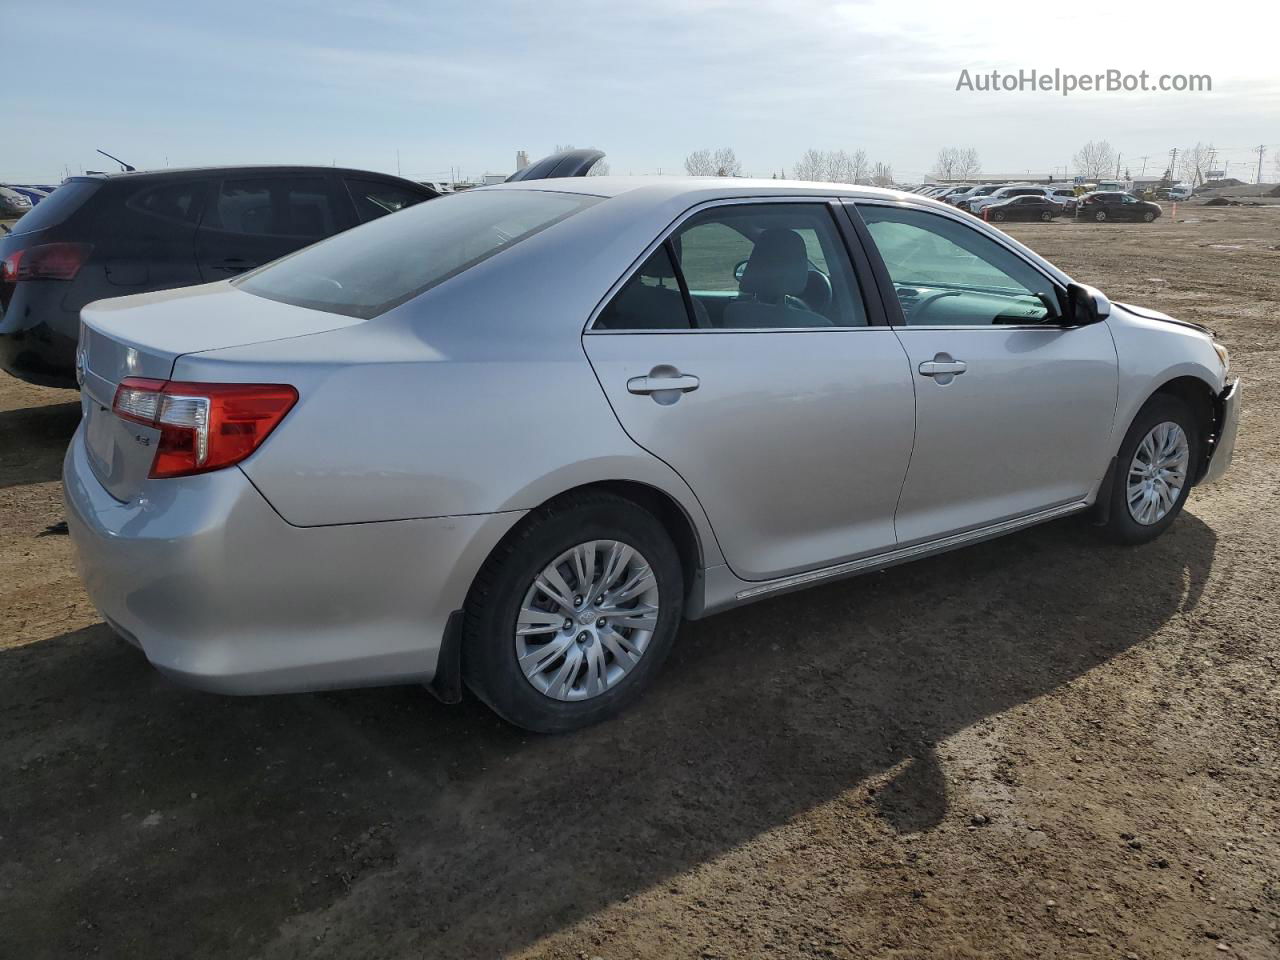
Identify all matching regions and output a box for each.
[1075,191,1162,223]
[0,166,438,387]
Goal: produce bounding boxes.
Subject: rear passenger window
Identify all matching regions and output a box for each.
[595,246,693,330]
[211,178,336,238]
[675,204,868,328]
[345,178,429,223]
[128,182,204,224]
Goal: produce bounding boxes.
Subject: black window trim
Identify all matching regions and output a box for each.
[842,198,1088,331]
[585,196,889,335]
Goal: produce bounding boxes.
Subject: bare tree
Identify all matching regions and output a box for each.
[828,150,855,183]
[933,147,981,181]
[1178,142,1214,188]
[687,147,742,177]
[1073,140,1117,180]
[792,148,828,182]
[792,148,870,184]
[712,147,742,177]
[684,149,715,176]
[955,147,981,180]
[872,161,894,187]
[933,147,959,180]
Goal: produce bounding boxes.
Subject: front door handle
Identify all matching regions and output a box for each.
[918,354,967,384]
[627,365,700,405]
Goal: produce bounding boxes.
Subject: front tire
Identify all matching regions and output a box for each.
[463,492,684,733]
[992,210,1006,222]
[1097,395,1200,545]
[1040,211,1053,222]
[1143,211,1156,222]
[1095,210,1108,222]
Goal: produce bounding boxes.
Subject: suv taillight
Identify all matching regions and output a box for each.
[0,242,93,282]
[112,378,298,478]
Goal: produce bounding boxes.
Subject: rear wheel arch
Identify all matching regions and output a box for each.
[468,480,705,617]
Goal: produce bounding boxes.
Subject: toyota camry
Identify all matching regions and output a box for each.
[64,178,1241,732]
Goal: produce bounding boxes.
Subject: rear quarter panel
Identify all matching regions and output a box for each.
[174,205,729,568]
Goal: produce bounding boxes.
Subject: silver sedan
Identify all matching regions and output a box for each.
[64,178,1241,732]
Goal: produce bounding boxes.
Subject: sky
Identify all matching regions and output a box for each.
[6,0,1279,185]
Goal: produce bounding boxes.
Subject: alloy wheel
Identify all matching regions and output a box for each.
[1126,421,1189,525]
[515,540,660,701]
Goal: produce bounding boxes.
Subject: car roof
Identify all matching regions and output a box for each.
[69,165,419,183]
[478,175,919,204]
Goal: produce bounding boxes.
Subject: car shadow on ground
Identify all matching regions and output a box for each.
[0,401,79,489]
[0,512,1216,959]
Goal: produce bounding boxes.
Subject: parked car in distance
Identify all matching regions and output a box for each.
[3,185,52,207]
[1047,186,1079,215]
[968,185,1043,215]
[0,165,439,387]
[0,186,33,217]
[1076,192,1163,222]
[984,195,1062,222]
[64,178,1240,733]
[933,185,975,203]
[953,184,1009,211]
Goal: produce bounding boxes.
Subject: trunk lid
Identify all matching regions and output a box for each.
[78,281,364,501]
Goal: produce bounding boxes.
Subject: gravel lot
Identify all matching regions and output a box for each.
[1,207,1277,960]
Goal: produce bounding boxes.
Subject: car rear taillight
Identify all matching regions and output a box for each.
[0,242,93,282]
[112,378,298,478]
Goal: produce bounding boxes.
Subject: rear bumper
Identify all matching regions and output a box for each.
[63,425,523,694]
[0,282,79,387]
[1201,378,1241,485]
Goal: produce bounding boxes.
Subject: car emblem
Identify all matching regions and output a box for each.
[75,347,87,387]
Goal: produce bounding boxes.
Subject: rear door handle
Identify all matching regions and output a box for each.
[918,360,966,376]
[627,366,700,405]
[918,352,967,383]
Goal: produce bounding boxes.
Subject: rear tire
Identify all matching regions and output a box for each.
[463,492,684,733]
[1097,394,1200,545]
[1095,210,1108,222]
[992,211,1006,222]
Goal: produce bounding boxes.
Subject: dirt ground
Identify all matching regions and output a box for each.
[1,208,1277,960]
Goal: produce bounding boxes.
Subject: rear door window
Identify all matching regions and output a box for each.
[209,177,338,238]
[345,178,431,222]
[7,179,101,235]
[127,181,206,224]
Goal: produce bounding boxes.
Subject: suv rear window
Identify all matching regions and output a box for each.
[238,189,601,319]
[8,180,101,235]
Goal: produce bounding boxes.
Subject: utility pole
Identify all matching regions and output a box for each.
[1137,155,1151,176]
[1255,145,1267,185]
[1115,153,1123,179]
[1168,147,1178,183]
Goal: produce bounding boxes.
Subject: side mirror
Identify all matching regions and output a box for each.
[1065,282,1111,326]
[733,259,748,282]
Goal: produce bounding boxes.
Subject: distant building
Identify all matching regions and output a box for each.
[482,173,507,185]
[516,150,529,171]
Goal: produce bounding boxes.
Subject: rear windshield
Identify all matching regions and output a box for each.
[9,180,101,235]
[237,189,602,319]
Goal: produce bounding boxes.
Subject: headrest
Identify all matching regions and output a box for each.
[739,229,809,299]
